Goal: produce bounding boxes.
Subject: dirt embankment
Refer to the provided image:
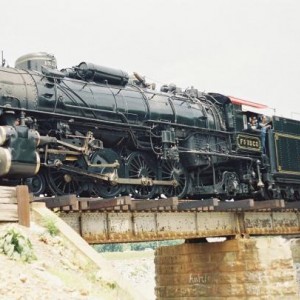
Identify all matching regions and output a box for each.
[0,223,142,300]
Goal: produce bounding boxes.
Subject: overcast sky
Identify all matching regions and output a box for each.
[1,0,299,118]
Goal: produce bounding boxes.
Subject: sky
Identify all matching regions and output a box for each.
[1,0,299,118]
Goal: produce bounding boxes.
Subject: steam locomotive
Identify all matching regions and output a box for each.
[0,52,299,200]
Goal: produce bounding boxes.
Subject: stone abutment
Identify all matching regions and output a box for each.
[155,237,299,299]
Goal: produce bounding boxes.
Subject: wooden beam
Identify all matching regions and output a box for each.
[178,198,219,211]
[253,199,285,210]
[285,201,300,209]
[78,199,89,210]
[215,199,255,211]
[0,208,18,221]
[88,196,132,210]
[16,185,30,227]
[0,186,17,197]
[35,194,77,209]
[0,197,17,204]
[131,197,178,211]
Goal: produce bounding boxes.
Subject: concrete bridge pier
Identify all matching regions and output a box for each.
[155,237,299,299]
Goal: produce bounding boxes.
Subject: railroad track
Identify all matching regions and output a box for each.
[33,195,300,213]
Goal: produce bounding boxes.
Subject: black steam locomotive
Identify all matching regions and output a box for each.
[0,52,299,200]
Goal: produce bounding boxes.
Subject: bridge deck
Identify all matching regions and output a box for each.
[60,210,300,244]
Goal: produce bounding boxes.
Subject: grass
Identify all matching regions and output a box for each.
[42,216,59,236]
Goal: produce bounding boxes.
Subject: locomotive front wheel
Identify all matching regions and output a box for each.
[160,160,189,199]
[126,152,157,199]
[25,172,46,196]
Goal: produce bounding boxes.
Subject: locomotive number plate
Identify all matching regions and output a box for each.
[237,134,261,152]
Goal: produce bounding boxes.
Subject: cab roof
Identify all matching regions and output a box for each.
[228,96,268,109]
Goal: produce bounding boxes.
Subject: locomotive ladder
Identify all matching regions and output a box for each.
[33,195,300,244]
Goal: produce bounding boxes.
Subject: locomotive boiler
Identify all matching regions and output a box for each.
[0,52,299,201]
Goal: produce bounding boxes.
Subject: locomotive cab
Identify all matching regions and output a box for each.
[234,112,271,154]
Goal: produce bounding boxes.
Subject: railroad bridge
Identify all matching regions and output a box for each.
[35,194,300,244]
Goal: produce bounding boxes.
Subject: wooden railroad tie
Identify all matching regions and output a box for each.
[86,196,132,211]
[34,194,77,211]
[177,198,218,211]
[130,197,178,211]
[284,201,300,210]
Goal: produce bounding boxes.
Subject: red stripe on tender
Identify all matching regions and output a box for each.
[228,96,268,109]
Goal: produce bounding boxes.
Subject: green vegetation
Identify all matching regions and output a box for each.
[94,240,183,253]
[42,216,59,236]
[106,281,117,290]
[0,227,36,262]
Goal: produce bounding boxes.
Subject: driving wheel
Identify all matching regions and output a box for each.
[126,152,157,199]
[90,149,122,198]
[160,160,189,199]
